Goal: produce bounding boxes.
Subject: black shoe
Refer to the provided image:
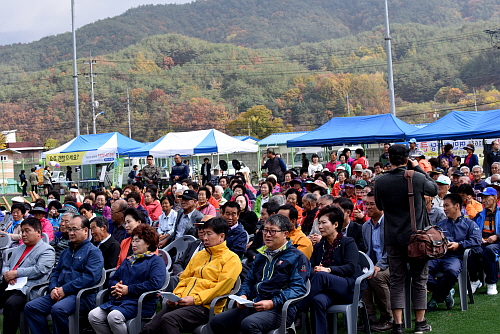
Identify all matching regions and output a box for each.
[414,319,432,333]
[372,321,393,332]
[391,323,404,334]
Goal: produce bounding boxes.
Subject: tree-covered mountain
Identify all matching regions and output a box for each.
[2,0,500,72]
[2,18,500,144]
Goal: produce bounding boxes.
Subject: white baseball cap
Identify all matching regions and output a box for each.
[436,175,451,186]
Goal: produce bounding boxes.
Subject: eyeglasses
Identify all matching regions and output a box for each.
[67,227,85,233]
[263,229,285,236]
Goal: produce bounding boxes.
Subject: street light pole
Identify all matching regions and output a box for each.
[93,111,104,134]
[384,0,396,116]
[71,0,80,136]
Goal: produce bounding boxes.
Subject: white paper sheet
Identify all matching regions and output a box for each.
[5,277,28,291]
[229,295,254,307]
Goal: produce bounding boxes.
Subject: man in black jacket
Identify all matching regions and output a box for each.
[90,216,120,269]
[201,158,211,185]
[374,144,438,334]
[332,197,366,253]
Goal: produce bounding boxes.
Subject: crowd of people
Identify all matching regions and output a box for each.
[0,141,498,334]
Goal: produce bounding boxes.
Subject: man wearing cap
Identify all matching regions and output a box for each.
[408,138,424,158]
[426,194,481,311]
[374,144,438,334]
[486,141,500,175]
[432,175,451,209]
[472,187,500,295]
[449,170,463,193]
[471,165,488,195]
[69,188,84,204]
[261,149,286,183]
[165,190,204,245]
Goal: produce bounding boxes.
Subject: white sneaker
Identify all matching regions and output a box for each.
[487,284,498,295]
[470,280,482,294]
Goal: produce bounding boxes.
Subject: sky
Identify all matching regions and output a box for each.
[0,0,192,45]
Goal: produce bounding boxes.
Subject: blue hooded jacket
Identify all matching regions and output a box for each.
[238,241,309,309]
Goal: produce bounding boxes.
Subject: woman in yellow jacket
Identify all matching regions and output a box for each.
[140,217,242,334]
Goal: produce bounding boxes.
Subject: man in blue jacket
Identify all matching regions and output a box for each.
[209,214,309,334]
[169,154,190,185]
[472,187,500,295]
[427,194,481,311]
[25,215,104,334]
[221,201,247,257]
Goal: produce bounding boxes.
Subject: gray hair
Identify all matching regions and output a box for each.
[362,169,373,178]
[265,214,291,232]
[269,195,286,207]
[319,194,335,203]
[90,216,109,230]
[472,165,483,173]
[492,162,500,168]
[214,185,223,193]
[460,166,470,173]
[61,211,75,219]
[303,193,318,203]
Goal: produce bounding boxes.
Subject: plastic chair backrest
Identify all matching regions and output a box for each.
[0,234,11,249]
[353,251,374,302]
[164,235,196,262]
[41,232,49,243]
[157,249,172,272]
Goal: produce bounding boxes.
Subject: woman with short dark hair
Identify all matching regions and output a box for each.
[297,205,363,334]
[88,224,165,334]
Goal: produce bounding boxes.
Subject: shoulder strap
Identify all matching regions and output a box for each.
[404,170,417,233]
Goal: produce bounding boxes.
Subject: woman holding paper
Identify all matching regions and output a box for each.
[297,205,362,334]
[88,224,166,334]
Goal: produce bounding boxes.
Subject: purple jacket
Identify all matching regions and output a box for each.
[93,205,111,220]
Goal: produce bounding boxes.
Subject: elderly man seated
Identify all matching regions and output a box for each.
[25,215,104,334]
[0,217,55,334]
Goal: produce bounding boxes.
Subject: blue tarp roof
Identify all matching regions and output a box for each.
[287,114,417,147]
[59,132,143,154]
[233,136,260,142]
[259,132,310,146]
[410,109,500,141]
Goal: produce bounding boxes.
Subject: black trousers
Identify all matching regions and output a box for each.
[0,281,27,334]
[210,307,293,334]
[139,305,209,334]
[31,184,38,193]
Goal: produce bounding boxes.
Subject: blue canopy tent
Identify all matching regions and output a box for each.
[409,109,500,141]
[287,114,417,147]
[42,132,144,164]
[259,131,310,147]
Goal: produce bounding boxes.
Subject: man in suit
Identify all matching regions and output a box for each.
[361,192,392,332]
[90,216,120,269]
[0,217,55,334]
[332,197,366,252]
[166,190,204,245]
[201,158,212,186]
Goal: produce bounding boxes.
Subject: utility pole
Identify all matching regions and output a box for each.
[71,0,80,136]
[384,0,396,116]
[84,54,98,134]
[126,88,132,138]
[473,87,478,111]
[247,123,251,136]
[346,91,351,117]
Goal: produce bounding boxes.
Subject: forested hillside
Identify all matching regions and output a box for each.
[2,17,500,145]
[2,0,500,71]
